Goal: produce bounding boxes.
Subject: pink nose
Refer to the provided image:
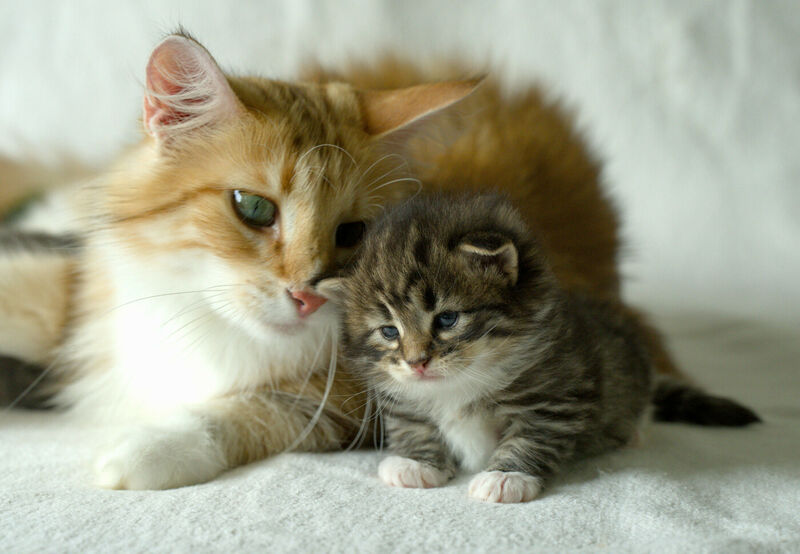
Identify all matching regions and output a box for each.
[288,289,328,317]
[409,357,431,375]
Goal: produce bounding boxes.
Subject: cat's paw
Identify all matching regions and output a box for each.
[94,419,226,490]
[378,456,450,489]
[468,471,542,503]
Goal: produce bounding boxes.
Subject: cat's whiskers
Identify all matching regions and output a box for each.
[366,176,422,195]
[296,143,358,170]
[285,325,339,453]
[356,153,407,186]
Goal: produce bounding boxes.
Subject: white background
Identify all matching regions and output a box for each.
[1,1,798,323]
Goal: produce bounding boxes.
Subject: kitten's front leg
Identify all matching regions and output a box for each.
[380,413,456,489]
[96,373,360,490]
[468,419,578,503]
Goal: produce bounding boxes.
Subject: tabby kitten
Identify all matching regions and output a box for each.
[326,193,757,503]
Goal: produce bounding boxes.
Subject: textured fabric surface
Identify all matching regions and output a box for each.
[1,1,798,552]
[3,313,799,552]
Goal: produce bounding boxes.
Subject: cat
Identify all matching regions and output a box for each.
[322,193,760,503]
[0,31,483,490]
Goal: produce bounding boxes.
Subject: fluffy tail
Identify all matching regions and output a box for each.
[652,376,761,427]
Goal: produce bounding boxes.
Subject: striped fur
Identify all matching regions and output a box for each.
[333,194,654,502]
[334,194,760,502]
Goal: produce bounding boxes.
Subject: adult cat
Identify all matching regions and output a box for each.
[0,32,480,489]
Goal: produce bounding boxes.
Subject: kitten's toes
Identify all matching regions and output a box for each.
[468,471,542,503]
[378,456,450,489]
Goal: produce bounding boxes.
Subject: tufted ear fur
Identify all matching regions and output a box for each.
[143,34,244,144]
[315,277,347,303]
[358,78,482,140]
[458,232,519,285]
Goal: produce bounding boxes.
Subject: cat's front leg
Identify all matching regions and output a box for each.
[468,419,578,503]
[380,413,456,489]
[95,412,226,490]
[96,374,360,489]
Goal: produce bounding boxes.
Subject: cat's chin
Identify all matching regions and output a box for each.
[260,318,307,336]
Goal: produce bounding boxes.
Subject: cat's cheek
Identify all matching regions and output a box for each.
[378,456,450,489]
[94,415,227,490]
[467,471,542,503]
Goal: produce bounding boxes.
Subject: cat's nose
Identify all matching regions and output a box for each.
[407,356,431,375]
[288,288,327,317]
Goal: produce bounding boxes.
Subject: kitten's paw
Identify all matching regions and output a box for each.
[378,456,450,489]
[468,471,542,503]
[94,419,226,490]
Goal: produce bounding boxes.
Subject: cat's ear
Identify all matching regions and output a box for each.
[143,34,244,144]
[458,232,518,285]
[315,277,347,303]
[358,78,482,140]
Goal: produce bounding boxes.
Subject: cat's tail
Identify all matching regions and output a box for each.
[651,375,761,427]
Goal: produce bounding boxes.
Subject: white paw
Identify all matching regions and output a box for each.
[468,471,542,503]
[94,418,226,490]
[378,456,450,489]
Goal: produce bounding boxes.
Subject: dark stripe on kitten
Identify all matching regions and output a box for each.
[422,286,436,312]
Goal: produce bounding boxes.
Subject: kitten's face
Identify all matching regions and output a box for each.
[99,35,476,344]
[334,195,537,398]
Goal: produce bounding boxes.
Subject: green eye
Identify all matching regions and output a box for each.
[231,190,277,227]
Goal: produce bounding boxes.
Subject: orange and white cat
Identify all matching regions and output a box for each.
[0,32,480,489]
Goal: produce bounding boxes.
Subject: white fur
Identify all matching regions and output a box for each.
[57,229,338,488]
[438,412,499,473]
[94,412,226,490]
[378,456,450,489]
[468,471,542,503]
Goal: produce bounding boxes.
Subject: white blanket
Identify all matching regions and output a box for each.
[2,1,799,551]
[4,313,799,552]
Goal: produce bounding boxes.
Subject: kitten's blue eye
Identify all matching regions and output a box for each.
[380,326,399,340]
[231,190,277,228]
[434,311,459,329]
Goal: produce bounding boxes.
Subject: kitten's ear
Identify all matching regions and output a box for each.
[358,78,482,140]
[316,277,347,303]
[458,232,519,285]
[143,34,244,144]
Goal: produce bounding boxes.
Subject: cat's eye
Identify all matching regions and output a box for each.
[335,221,366,248]
[434,311,459,329]
[231,190,277,228]
[380,326,400,340]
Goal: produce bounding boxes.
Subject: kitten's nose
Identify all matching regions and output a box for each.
[288,289,327,317]
[408,356,431,375]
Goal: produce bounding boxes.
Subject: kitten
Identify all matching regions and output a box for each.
[325,193,759,503]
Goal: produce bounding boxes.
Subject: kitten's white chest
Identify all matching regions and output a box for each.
[438,411,500,473]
